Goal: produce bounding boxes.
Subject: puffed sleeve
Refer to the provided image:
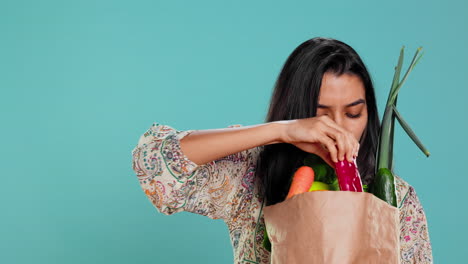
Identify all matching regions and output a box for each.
[131,122,254,221]
[399,186,434,263]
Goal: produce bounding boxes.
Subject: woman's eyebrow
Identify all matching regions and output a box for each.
[317,98,366,109]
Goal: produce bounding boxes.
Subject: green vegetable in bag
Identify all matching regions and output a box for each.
[372,46,430,207]
[372,168,397,207]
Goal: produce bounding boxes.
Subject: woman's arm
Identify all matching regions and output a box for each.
[131,122,284,220]
[131,118,352,219]
[179,122,284,166]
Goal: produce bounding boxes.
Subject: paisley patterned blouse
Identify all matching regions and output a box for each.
[131,122,434,264]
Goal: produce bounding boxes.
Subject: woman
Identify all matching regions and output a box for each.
[131,37,433,263]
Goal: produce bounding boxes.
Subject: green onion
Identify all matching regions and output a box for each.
[392,104,430,157]
[376,46,429,172]
[372,46,430,207]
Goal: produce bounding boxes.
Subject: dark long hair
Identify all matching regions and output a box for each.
[256,37,380,206]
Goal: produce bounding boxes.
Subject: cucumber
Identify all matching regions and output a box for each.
[372,168,397,207]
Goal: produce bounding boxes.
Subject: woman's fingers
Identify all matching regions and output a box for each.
[320,116,359,162]
[354,142,360,158]
[345,136,356,162]
[318,134,338,163]
[290,116,360,164]
[338,130,354,163]
[321,122,350,162]
[326,129,345,162]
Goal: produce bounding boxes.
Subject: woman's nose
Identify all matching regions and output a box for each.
[331,113,344,128]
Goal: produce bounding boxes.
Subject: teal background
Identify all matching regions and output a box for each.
[1,0,466,263]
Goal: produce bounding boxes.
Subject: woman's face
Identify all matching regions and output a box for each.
[316,71,368,142]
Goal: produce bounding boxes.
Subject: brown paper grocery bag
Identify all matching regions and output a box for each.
[263,191,400,264]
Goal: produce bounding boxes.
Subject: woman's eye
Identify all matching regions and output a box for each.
[346,113,362,118]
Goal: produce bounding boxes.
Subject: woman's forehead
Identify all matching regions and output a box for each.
[318,72,365,106]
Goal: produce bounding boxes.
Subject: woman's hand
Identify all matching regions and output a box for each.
[278,116,360,168]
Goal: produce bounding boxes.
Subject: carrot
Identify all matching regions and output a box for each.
[286,166,315,199]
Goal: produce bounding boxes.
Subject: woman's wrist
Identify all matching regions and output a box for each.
[267,120,292,145]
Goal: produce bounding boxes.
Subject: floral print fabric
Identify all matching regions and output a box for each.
[131,122,433,263]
